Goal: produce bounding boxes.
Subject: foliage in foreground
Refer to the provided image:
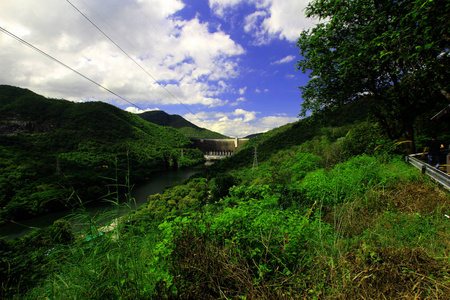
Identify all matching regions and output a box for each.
[2,105,450,299]
[3,134,449,299]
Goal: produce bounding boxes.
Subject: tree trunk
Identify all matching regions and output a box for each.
[403,123,416,155]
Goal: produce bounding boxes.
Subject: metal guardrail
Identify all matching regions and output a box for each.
[406,154,450,190]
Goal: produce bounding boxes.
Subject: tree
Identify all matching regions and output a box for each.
[296,0,450,153]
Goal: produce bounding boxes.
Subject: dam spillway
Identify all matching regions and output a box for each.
[189,137,249,160]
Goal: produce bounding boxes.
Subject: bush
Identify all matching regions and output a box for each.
[341,122,385,158]
[137,178,208,220]
[210,173,238,202]
[154,196,333,299]
[300,155,383,205]
[47,219,74,245]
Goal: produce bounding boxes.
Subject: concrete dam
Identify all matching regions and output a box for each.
[189,138,249,160]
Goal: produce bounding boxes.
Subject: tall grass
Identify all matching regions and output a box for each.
[7,143,450,299]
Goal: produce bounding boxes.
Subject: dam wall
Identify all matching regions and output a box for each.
[189,138,249,156]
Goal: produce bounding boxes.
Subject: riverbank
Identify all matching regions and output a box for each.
[0,165,204,240]
[3,153,449,299]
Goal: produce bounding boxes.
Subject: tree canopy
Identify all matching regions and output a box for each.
[297,0,450,152]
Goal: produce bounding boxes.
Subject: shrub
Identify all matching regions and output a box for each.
[300,155,383,205]
[210,173,238,202]
[284,152,323,182]
[341,122,385,158]
[154,196,333,299]
[137,178,208,220]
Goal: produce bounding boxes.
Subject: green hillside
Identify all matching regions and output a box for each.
[2,104,449,299]
[1,87,450,299]
[209,97,376,173]
[138,110,228,138]
[0,85,204,222]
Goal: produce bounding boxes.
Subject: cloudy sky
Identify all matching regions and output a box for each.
[0,0,315,137]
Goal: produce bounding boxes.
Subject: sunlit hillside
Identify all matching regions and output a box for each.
[0,85,204,222]
[2,92,449,299]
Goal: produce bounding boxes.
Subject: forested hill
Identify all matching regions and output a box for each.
[3,86,450,299]
[210,97,376,173]
[138,110,228,138]
[0,85,204,222]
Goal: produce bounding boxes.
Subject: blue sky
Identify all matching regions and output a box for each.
[0,0,316,137]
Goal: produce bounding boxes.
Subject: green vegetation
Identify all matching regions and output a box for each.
[297,0,450,153]
[1,1,450,296]
[0,85,204,222]
[2,109,449,298]
[138,110,228,138]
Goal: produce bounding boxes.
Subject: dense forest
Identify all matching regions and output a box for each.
[1,85,449,298]
[0,85,204,223]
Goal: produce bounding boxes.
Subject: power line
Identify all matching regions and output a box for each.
[66,0,204,125]
[79,0,138,50]
[129,0,160,33]
[0,26,144,111]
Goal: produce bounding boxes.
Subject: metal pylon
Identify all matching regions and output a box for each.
[252,146,258,171]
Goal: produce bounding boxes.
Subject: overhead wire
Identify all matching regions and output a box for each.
[129,0,160,33]
[66,0,205,125]
[78,0,138,50]
[0,26,144,111]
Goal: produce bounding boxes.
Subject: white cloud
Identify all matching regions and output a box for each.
[259,115,298,128]
[184,109,298,137]
[229,96,246,107]
[244,10,268,33]
[259,0,315,42]
[239,87,247,95]
[125,107,159,114]
[210,0,316,45]
[272,55,296,65]
[0,0,244,107]
[233,108,257,122]
[209,0,243,18]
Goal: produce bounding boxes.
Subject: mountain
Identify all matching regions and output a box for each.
[0,85,204,222]
[244,133,262,139]
[4,85,450,300]
[208,97,376,172]
[138,110,228,138]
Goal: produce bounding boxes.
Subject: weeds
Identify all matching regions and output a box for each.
[3,128,450,299]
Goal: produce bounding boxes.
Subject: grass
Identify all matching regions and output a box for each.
[22,158,448,299]
[2,120,450,299]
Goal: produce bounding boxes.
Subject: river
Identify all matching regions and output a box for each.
[0,166,204,240]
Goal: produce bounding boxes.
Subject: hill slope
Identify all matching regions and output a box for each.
[209,98,375,173]
[6,98,450,300]
[2,87,450,299]
[0,85,204,222]
[138,110,228,138]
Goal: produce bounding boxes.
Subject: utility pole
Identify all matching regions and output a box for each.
[252,146,258,171]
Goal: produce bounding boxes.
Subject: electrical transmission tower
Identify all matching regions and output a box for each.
[252,146,258,171]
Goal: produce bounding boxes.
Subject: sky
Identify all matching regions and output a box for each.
[0,0,316,137]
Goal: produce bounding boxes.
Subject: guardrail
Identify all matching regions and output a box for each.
[405,153,450,190]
